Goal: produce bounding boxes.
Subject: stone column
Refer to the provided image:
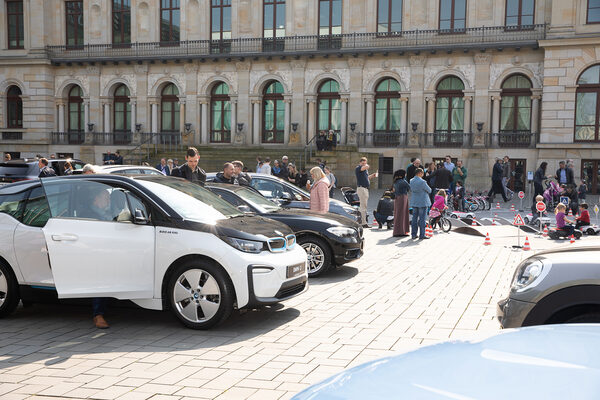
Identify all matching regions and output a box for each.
[131,101,136,133]
[230,100,237,143]
[200,101,209,144]
[307,99,316,144]
[463,96,472,147]
[364,97,374,146]
[103,103,111,133]
[531,95,541,134]
[491,95,501,147]
[252,100,261,145]
[84,100,90,131]
[340,97,348,145]
[151,102,159,134]
[426,97,436,133]
[400,97,409,134]
[284,98,291,144]
[179,100,186,134]
[58,102,65,132]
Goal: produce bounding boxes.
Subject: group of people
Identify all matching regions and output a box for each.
[316,130,338,151]
[102,151,124,165]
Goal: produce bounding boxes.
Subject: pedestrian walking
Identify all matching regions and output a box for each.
[392,169,410,237]
[533,161,548,198]
[308,166,330,213]
[324,166,336,198]
[355,157,377,226]
[502,156,514,200]
[488,158,508,202]
[409,168,432,240]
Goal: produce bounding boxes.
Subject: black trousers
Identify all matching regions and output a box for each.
[488,180,508,202]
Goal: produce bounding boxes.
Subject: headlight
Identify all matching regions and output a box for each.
[344,206,359,214]
[223,237,264,253]
[327,226,356,237]
[511,259,543,290]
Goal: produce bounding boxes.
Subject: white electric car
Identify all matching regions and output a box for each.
[0,175,308,329]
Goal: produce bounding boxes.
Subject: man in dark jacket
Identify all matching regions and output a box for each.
[232,160,252,186]
[214,162,236,184]
[172,147,206,186]
[38,158,56,178]
[555,161,574,186]
[432,163,452,190]
[406,158,421,182]
[488,158,508,202]
[373,190,395,229]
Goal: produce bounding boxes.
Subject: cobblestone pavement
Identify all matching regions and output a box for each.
[0,228,598,400]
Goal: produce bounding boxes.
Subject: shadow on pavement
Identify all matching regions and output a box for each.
[310,266,359,286]
[0,300,301,367]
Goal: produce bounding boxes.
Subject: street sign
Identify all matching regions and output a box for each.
[518,191,525,199]
[513,214,525,226]
[595,205,599,214]
[536,201,546,213]
[560,196,570,205]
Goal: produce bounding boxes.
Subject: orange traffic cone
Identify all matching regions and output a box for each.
[492,218,497,226]
[510,204,516,212]
[568,209,573,216]
[523,236,531,251]
[542,226,549,237]
[471,217,477,226]
[426,224,433,238]
[570,234,576,244]
[372,219,379,228]
[484,232,491,246]
[496,202,501,210]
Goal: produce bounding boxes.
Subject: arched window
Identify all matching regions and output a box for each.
[113,84,130,133]
[161,83,179,132]
[575,64,600,142]
[211,82,231,143]
[435,76,464,133]
[317,79,341,143]
[500,74,532,132]
[375,78,401,132]
[263,81,284,143]
[68,86,84,132]
[6,86,22,129]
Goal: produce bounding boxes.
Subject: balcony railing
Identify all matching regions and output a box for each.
[494,131,536,148]
[93,132,132,145]
[357,132,472,148]
[46,24,546,62]
[432,131,469,148]
[51,131,85,145]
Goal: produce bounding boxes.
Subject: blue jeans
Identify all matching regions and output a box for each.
[411,206,428,239]
[92,298,107,317]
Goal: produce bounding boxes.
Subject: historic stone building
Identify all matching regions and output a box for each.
[1,0,600,191]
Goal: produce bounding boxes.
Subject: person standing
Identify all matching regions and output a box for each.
[393,169,410,237]
[409,168,432,240]
[443,155,455,172]
[167,159,174,174]
[488,158,508,202]
[406,158,421,182]
[232,160,252,186]
[324,166,336,198]
[451,160,467,193]
[214,162,236,184]
[114,151,123,165]
[502,156,514,200]
[259,157,272,175]
[308,166,330,213]
[63,161,74,175]
[38,158,56,178]
[424,163,436,203]
[355,157,377,226]
[533,162,548,198]
[4,153,11,161]
[173,147,206,186]
[156,158,170,176]
[555,160,574,186]
[432,162,452,191]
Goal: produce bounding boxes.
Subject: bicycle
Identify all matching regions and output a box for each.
[429,209,452,233]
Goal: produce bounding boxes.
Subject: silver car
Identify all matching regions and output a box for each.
[497,246,600,328]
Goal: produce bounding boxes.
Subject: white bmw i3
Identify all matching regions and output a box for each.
[0,175,308,329]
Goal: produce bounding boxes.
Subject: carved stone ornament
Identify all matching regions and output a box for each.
[382,60,392,70]
[347,58,364,68]
[234,132,245,145]
[511,56,522,66]
[184,63,198,74]
[445,58,454,67]
[86,66,100,75]
[266,64,276,73]
[409,55,426,67]
[473,54,492,65]
[290,59,307,69]
[473,132,485,146]
[408,132,419,146]
[289,132,301,144]
[235,61,251,71]
[134,64,149,74]
[322,62,333,72]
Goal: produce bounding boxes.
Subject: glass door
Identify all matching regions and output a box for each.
[582,160,600,195]
[509,159,526,192]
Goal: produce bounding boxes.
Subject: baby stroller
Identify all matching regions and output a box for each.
[543,180,564,211]
[340,187,360,207]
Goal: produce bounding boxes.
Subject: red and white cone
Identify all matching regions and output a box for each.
[484,232,491,246]
[523,236,531,251]
[492,218,497,226]
[568,209,573,216]
[426,224,433,238]
[372,219,379,228]
[570,234,576,244]
[510,204,516,212]
[471,217,478,226]
[496,202,501,210]
[542,226,549,237]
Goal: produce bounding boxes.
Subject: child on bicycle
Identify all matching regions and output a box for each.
[575,203,591,230]
[555,203,575,237]
[429,189,448,228]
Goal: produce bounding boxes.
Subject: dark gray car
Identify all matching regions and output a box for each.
[497,246,600,328]
[0,158,85,185]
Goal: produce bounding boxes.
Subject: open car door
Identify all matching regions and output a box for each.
[40,179,155,299]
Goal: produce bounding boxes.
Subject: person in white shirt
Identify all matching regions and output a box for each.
[443,155,455,172]
[259,157,272,175]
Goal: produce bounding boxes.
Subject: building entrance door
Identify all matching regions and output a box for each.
[509,159,526,193]
[582,160,600,195]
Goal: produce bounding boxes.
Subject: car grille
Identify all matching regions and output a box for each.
[275,281,306,299]
[357,226,363,238]
[267,234,296,253]
[286,234,296,249]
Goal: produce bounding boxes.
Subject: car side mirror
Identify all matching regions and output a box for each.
[280,192,292,204]
[237,204,253,213]
[134,209,149,225]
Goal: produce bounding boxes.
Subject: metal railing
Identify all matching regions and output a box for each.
[494,131,536,148]
[431,131,470,148]
[92,132,133,146]
[51,131,85,145]
[46,24,546,62]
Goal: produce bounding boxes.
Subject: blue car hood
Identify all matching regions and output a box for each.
[292,324,600,400]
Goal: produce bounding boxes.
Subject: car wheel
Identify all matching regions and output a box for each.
[574,231,583,239]
[524,217,530,224]
[587,228,597,235]
[298,236,332,277]
[450,214,458,219]
[0,261,20,318]
[565,313,600,323]
[167,260,234,330]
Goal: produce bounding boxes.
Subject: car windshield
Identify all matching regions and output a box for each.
[234,187,281,213]
[138,179,243,222]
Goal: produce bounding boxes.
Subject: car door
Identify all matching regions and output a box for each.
[40,179,155,299]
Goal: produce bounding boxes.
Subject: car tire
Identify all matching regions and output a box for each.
[587,228,597,235]
[298,236,332,277]
[167,260,234,330]
[524,217,530,224]
[564,312,600,324]
[0,261,20,318]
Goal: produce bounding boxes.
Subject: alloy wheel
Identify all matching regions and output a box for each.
[302,243,325,274]
[173,269,221,323]
[0,271,7,307]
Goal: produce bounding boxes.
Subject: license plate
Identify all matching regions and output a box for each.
[287,263,305,278]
